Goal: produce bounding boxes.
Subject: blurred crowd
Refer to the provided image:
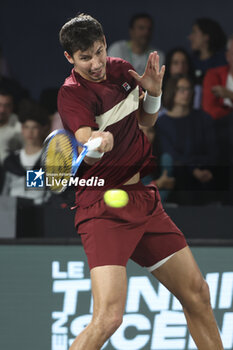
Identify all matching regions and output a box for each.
[0,13,233,209]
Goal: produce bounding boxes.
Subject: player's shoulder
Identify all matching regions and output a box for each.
[58,70,88,99]
[60,69,83,89]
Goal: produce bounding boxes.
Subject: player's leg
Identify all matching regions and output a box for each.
[151,246,223,350]
[69,265,127,350]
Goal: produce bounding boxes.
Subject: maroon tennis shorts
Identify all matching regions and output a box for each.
[75,182,187,270]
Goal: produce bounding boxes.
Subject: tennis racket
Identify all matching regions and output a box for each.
[42,129,102,193]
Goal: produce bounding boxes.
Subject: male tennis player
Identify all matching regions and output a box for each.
[58,14,223,350]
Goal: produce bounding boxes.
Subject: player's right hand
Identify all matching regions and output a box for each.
[90,130,114,153]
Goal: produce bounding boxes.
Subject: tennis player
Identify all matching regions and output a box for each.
[58,14,223,350]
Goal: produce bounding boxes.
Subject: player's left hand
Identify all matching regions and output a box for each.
[128,51,165,97]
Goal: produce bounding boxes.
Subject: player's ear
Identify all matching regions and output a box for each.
[64,51,74,64]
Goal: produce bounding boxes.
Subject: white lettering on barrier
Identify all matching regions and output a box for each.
[70,314,92,337]
[52,312,68,334]
[68,262,85,279]
[187,311,233,350]
[220,312,233,349]
[151,311,187,349]
[89,295,94,314]
[51,262,233,350]
[52,334,68,350]
[171,296,182,311]
[126,276,170,312]
[188,334,197,349]
[219,272,233,309]
[111,314,151,350]
[52,261,85,279]
[53,280,91,315]
[206,273,219,308]
[52,262,68,279]
[69,314,92,346]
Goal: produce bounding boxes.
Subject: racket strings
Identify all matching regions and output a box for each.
[43,134,79,192]
[45,134,74,174]
[42,131,86,193]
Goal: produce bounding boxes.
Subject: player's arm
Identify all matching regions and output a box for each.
[129,51,165,127]
[75,126,114,165]
[136,92,159,126]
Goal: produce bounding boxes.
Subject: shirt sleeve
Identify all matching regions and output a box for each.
[57,85,99,134]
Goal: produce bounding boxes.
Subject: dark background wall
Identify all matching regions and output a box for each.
[1,0,233,98]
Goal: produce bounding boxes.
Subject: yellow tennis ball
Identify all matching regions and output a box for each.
[104,189,129,208]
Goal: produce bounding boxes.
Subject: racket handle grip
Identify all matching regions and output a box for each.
[85,137,102,151]
[85,137,104,158]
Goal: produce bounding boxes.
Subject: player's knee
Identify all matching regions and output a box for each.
[179,276,211,313]
[106,314,123,335]
[94,312,123,338]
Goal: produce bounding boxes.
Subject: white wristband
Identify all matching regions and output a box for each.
[86,150,104,158]
[143,91,161,114]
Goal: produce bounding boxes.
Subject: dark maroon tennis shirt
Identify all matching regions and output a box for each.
[58,57,155,208]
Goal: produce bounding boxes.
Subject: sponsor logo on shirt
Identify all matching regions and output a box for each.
[122,82,131,91]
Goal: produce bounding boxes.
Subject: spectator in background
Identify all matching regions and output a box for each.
[202,35,233,120]
[157,74,216,204]
[0,46,11,77]
[108,13,164,75]
[2,100,50,205]
[0,88,22,165]
[162,47,202,109]
[0,58,29,113]
[202,35,233,200]
[140,125,175,202]
[39,87,63,131]
[188,18,227,83]
[163,47,195,84]
[0,88,22,193]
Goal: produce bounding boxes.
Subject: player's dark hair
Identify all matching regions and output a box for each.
[59,13,104,56]
[162,74,194,111]
[194,18,226,54]
[18,99,49,126]
[129,13,153,29]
